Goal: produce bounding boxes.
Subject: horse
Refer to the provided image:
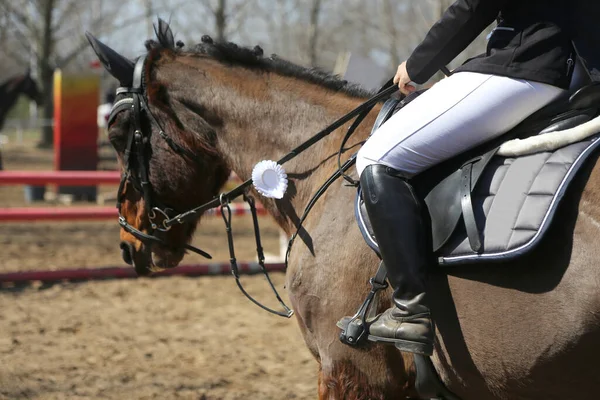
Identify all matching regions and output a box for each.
[0,70,43,169]
[0,70,42,131]
[86,21,600,399]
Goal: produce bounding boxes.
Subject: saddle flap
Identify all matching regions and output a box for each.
[423,148,497,252]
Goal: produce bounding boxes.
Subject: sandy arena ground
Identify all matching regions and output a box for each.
[0,142,317,400]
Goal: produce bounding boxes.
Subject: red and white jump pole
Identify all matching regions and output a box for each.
[0,171,265,221]
[0,203,267,222]
[0,171,242,186]
[0,262,286,284]
[0,171,120,185]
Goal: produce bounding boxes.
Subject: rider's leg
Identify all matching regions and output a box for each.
[360,163,433,355]
[357,72,564,177]
[352,72,564,355]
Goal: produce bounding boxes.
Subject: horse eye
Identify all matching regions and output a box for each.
[108,133,127,152]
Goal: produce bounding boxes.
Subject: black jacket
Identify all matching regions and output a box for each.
[406,0,600,89]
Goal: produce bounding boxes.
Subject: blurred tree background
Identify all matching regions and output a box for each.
[0,0,493,147]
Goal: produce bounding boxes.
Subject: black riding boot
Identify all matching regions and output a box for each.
[361,164,434,356]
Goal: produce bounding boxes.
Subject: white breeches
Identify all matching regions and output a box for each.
[356,72,565,178]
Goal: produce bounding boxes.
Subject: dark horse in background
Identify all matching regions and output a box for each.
[87,20,600,400]
[0,71,43,169]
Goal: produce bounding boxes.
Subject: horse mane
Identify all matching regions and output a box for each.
[0,75,24,93]
[144,31,375,99]
[138,21,373,160]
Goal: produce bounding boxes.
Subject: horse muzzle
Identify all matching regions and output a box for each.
[120,241,154,276]
[150,245,184,270]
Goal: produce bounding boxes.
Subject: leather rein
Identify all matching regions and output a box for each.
[109,54,398,317]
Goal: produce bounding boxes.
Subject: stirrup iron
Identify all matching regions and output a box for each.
[338,261,388,346]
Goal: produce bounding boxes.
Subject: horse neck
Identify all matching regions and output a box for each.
[0,77,24,125]
[180,62,379,233]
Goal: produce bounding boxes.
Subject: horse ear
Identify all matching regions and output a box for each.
[85,31,134,87]
[155,18,175,49]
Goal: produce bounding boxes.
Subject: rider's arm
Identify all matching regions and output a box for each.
[406,0,510,84]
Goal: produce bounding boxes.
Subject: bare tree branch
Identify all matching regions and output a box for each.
[1,1,39,38]
[0,42,31,66]
[214,0,226,41]
[196,0,216,16]
[308,0,322,67]
[52,0,80,31]
[383,0,401,67]
[56,10,158,68]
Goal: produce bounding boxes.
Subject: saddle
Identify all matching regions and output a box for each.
[357,63,600,266]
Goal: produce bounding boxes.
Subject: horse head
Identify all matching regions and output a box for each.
[20,70,43,105]
[86,21,231,275]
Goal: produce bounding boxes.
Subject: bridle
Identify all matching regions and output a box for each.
[109,53,399,317]
[110,55,211,259]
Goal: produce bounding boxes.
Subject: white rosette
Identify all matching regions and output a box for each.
[251,160,288,199]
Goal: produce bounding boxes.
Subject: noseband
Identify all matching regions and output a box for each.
[109,55,211,259]
[108,53,399,317]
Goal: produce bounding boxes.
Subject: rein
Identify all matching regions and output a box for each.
[111,54,398,317]
[161,83,398,227]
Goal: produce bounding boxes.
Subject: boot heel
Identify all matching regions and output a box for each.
[394,339,433,356]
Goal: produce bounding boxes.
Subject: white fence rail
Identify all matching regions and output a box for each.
[0,118,54,146]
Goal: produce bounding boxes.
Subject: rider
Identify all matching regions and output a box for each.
[348,0,600,356]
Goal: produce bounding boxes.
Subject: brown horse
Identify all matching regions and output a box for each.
[88,22,600,399]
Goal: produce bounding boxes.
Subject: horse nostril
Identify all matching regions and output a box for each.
[120,242,133,265]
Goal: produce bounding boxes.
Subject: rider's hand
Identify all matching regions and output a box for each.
[393,61,416,95]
